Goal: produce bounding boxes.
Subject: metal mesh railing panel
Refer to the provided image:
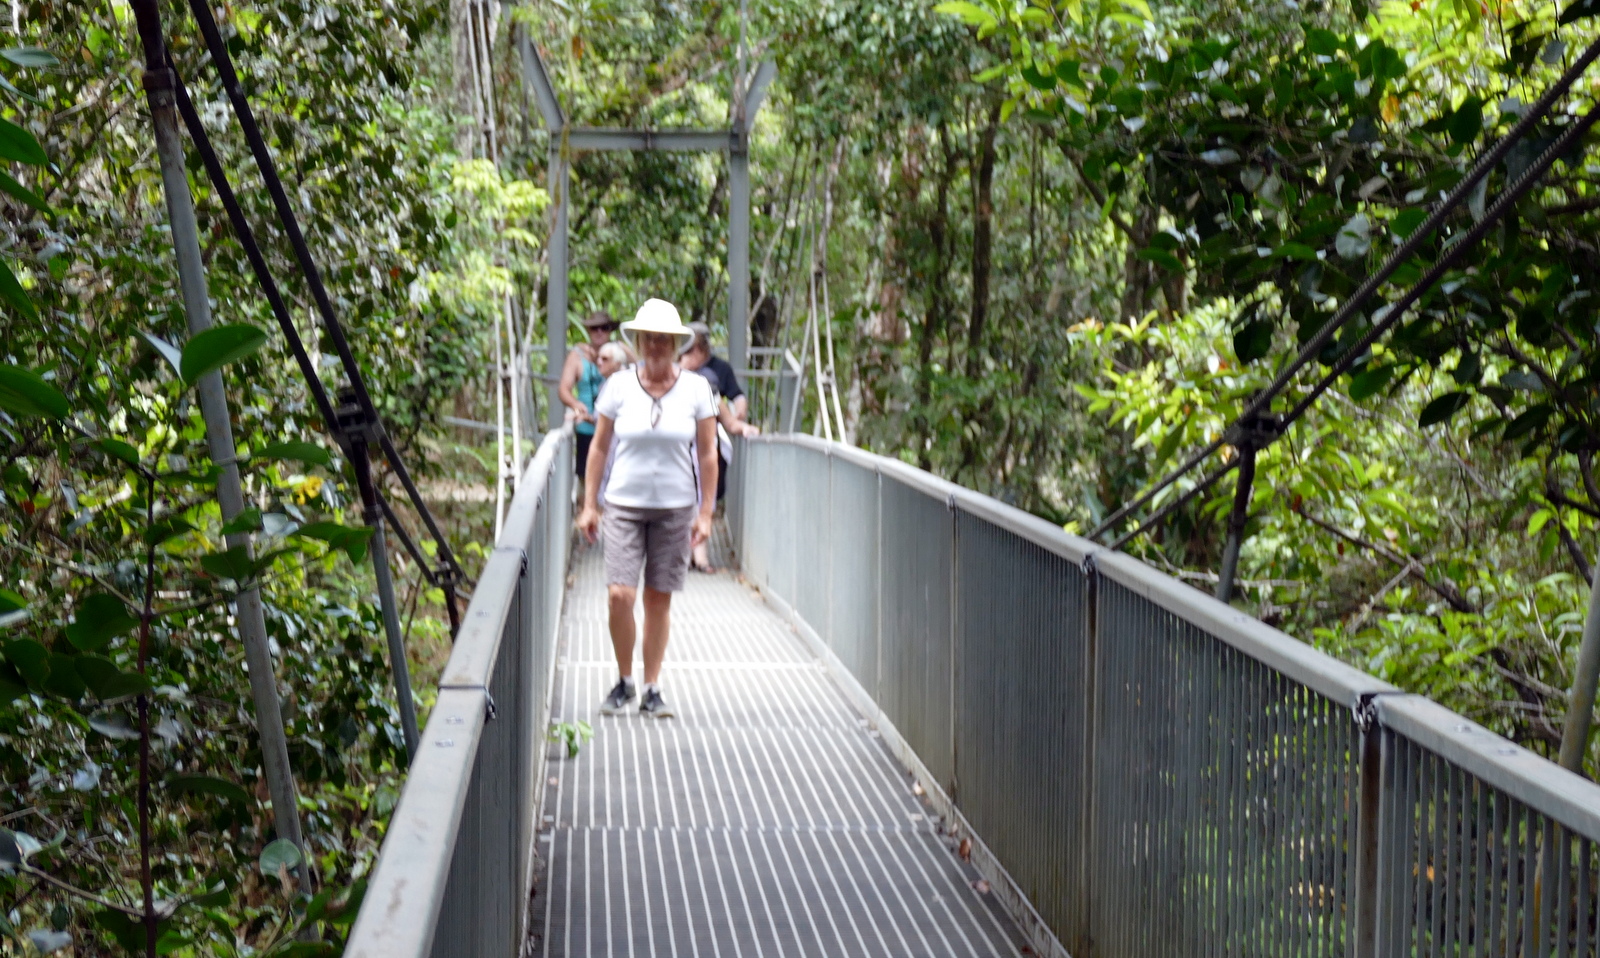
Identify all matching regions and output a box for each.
[953,509,1090,950]
[877,476,956,793]
[1092,579,1360,958]
[792,447,831,631]
[1379,732,1600,957]
[827,456,879,697]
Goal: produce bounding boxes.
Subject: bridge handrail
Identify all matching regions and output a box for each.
[346,425,574,958]
[733,433,1600,958]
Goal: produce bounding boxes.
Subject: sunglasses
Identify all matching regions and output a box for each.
[593,323,619,333]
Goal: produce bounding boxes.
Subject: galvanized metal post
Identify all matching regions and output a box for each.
[547,144,569,429]
[1214,443,1257,604]
[1559,562,1600,773]
[1079,552,1100,958]
[728,143,750,374]
[1350,695,1386,958]
[130,0,310,888]
[338,396,421,758]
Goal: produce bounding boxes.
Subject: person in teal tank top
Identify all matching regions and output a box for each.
[560,310,623,480]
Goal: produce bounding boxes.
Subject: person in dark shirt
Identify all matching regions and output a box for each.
[680,322,747,423]
[680,322,756,572]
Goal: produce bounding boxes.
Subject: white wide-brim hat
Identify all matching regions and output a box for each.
[619,298,694,348]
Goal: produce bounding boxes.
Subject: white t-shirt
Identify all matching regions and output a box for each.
[595,368,716,509]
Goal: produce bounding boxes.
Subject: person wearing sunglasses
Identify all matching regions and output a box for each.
[558,310,621,481]
[576,299,718,719]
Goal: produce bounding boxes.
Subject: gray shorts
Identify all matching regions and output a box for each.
[602,504,696,593]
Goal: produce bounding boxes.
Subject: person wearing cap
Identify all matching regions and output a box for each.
[679,321,747,422]
[558,310,620,482]
[576,298,717,718]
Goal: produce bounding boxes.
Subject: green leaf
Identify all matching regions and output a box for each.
[294,522,375,562]
[932,1,996,28]
[259,838,303,878]
[167,774,251,807]
[1503,404,1553,440]
[179,324,267,384]
[75,656,151,701]
[144,517,196,547]
[0,170,47,213]
[94,911,143,952]
[65,593,138,652]
[4,638,47,685]
[88,712,141,740]
[0,365,63,419]
[1389,209,1427,239]
[0,117,45,165]
[1233,320,1274,362]
[1348,364,1394,401]
[90,438,141,467]
[252,441,332,467]
[0,259,37,323]
[200,546,256,582]
[0,589,23,614]
[1273,242,1318,261]
[1335,214,1372,260]
[1136,247,1184,272]
[1305,27,1342,56]
[1560,0,1600,25]
[1419,391,1472,427]
[220,507,263,536]
[43,653,84,700]
[0,47,57,68]
[1447,97,1484,146]
[142,332,183,377]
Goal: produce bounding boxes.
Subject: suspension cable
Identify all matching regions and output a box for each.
[182,0,466,583]
[1107,98,1600,550]
[1090,34,1600,542]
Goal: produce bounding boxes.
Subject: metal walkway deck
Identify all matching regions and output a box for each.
[531,544,1025,957]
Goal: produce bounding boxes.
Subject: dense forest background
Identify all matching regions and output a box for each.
[2,0,1600,953]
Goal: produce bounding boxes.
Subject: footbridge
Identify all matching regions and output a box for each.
[345,428,1600,958]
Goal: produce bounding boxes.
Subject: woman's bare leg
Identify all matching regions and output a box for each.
[607,584,637,680]
[641,586,672,684]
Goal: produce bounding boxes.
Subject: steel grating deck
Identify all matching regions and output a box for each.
[532,543,1025,957]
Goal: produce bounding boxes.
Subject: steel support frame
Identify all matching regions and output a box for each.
[517,31,774,421]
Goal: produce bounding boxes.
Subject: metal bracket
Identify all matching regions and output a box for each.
[1352,690,1402,733]
[484,692,498,722]
[1081,552,1099,579]
[1222,413,1285,452]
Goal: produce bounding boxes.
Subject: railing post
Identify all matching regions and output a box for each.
[1351,693,1386,958]
[1079,552,1100,957]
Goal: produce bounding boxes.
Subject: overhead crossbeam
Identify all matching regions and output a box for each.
[516,29,775,426]
[567,128,734,151]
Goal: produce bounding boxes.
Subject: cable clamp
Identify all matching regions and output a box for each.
[484,692,498,723]
[1223,413,1284,452]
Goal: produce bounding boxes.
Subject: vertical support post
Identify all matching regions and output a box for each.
[547,143,569,429]
[1560,562,1600,772]
[728,142,751,375]
[340,397,421,759]
[1215,443,1257,604]
[1079,553,1100,957]
[129,0,310,888]
[1351,695,1386,958]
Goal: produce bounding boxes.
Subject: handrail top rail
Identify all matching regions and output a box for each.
[746,433,1600,837]
[751,433,1392,704]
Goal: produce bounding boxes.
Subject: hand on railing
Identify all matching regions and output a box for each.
[577,505,602,543]
[733,421,760,438]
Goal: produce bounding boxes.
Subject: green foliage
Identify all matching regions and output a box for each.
[549,719,594,759]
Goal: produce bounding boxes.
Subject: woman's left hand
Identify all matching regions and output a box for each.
[691,512,714,547]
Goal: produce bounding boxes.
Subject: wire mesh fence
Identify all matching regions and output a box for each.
[345,427,573,958]
[731,434,1600,958]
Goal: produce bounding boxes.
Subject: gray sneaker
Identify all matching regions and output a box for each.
[639,687,675,718]
[599,679,636,715]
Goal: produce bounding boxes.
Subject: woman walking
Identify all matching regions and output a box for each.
[577,299,718,718]
[558,310,620,482]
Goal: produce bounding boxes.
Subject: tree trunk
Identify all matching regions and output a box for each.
[964,102,1002,378]
[916,124,958,468]
[450,0,479,158]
